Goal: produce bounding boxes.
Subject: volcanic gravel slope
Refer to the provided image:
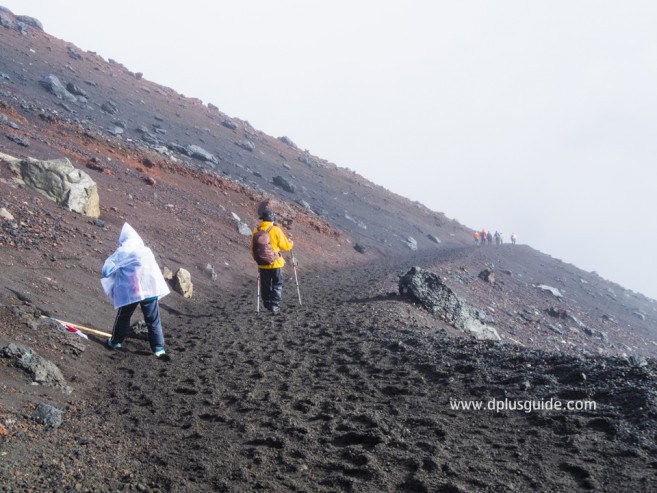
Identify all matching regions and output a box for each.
[0,165,656,492]
[114,258,657,493]
[1,251,656,492]
[109,258,657,492]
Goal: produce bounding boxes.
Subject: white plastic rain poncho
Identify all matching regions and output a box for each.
[100,223,170,309]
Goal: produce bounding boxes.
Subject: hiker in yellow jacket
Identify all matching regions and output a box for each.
[251,207,293,314]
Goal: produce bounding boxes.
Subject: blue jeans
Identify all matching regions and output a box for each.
[111,297,164,353]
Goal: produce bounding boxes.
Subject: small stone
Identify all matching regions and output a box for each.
[0,207,14,221]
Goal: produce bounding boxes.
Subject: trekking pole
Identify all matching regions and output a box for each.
[256,271,261,313]
[291,251,302,306]
[40,316,111,338]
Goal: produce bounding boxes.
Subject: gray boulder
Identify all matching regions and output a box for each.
[237,222,252,236]
[35,403,63,428]
[535,284,563,298]
[0,207,14,220]
[167,142,188,155]
[173,268,194,298]
[279,136,298,149]
[547,323,564,335]
[66,82,88,97]
[5,133,29,147]
[235,139,255,152]
[0,151,18,164]
[15,21,28,35]
[67,47,83,61]
[580,324,608,342]
[204,263,218,282]
[10,156,100,217]
[135,125,158,143]
[273,175,295,193]
[295,199,312,212]
[101,100,119,115]
[107,126,124,136]
[15,15,43,31]
[427,234,441,244]
[0,12,14,29]
[153,146,174,158]
[405,237,418,251]
[1,343,71,393]
[478,269,495,284]
[39,75,77,103]
[298,153,317,167]
[222,118,238,130]
[141,132,159,145]
[399,266,501,341]
[186,144,216,163]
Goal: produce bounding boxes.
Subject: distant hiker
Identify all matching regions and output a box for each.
[252,207,294,314]
[494,231,500,245]
[480,229,487,244]
[511,233,517,245]
[474,231,480,245]
[487,231,493,245]
[499,232,504,245]
[101,223,170,360]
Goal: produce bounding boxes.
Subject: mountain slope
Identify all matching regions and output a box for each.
[1,251,656,492]
[0,9,468,260]
[0,7,656,492]
[1,7,654,355]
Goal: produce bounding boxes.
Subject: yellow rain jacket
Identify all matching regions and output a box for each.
[251,221,294,269]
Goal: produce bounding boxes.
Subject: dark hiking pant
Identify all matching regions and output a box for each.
[111,297,165,353]
[259,268,283,310]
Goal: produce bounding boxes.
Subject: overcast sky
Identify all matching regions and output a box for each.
[4,1,657,300]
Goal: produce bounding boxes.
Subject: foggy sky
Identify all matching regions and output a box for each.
[3,1,657,300]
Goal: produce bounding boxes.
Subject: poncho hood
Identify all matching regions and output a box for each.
[118,222,144,248]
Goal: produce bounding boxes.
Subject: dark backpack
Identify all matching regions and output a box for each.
[252,225,279,265]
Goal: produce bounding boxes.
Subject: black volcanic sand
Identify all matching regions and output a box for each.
[1,253,656,492]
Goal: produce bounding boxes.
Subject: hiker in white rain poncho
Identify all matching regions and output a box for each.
[101,223,170,359]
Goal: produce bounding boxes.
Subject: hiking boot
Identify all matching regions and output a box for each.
[271,306,280,315]
[106,338,121,350]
